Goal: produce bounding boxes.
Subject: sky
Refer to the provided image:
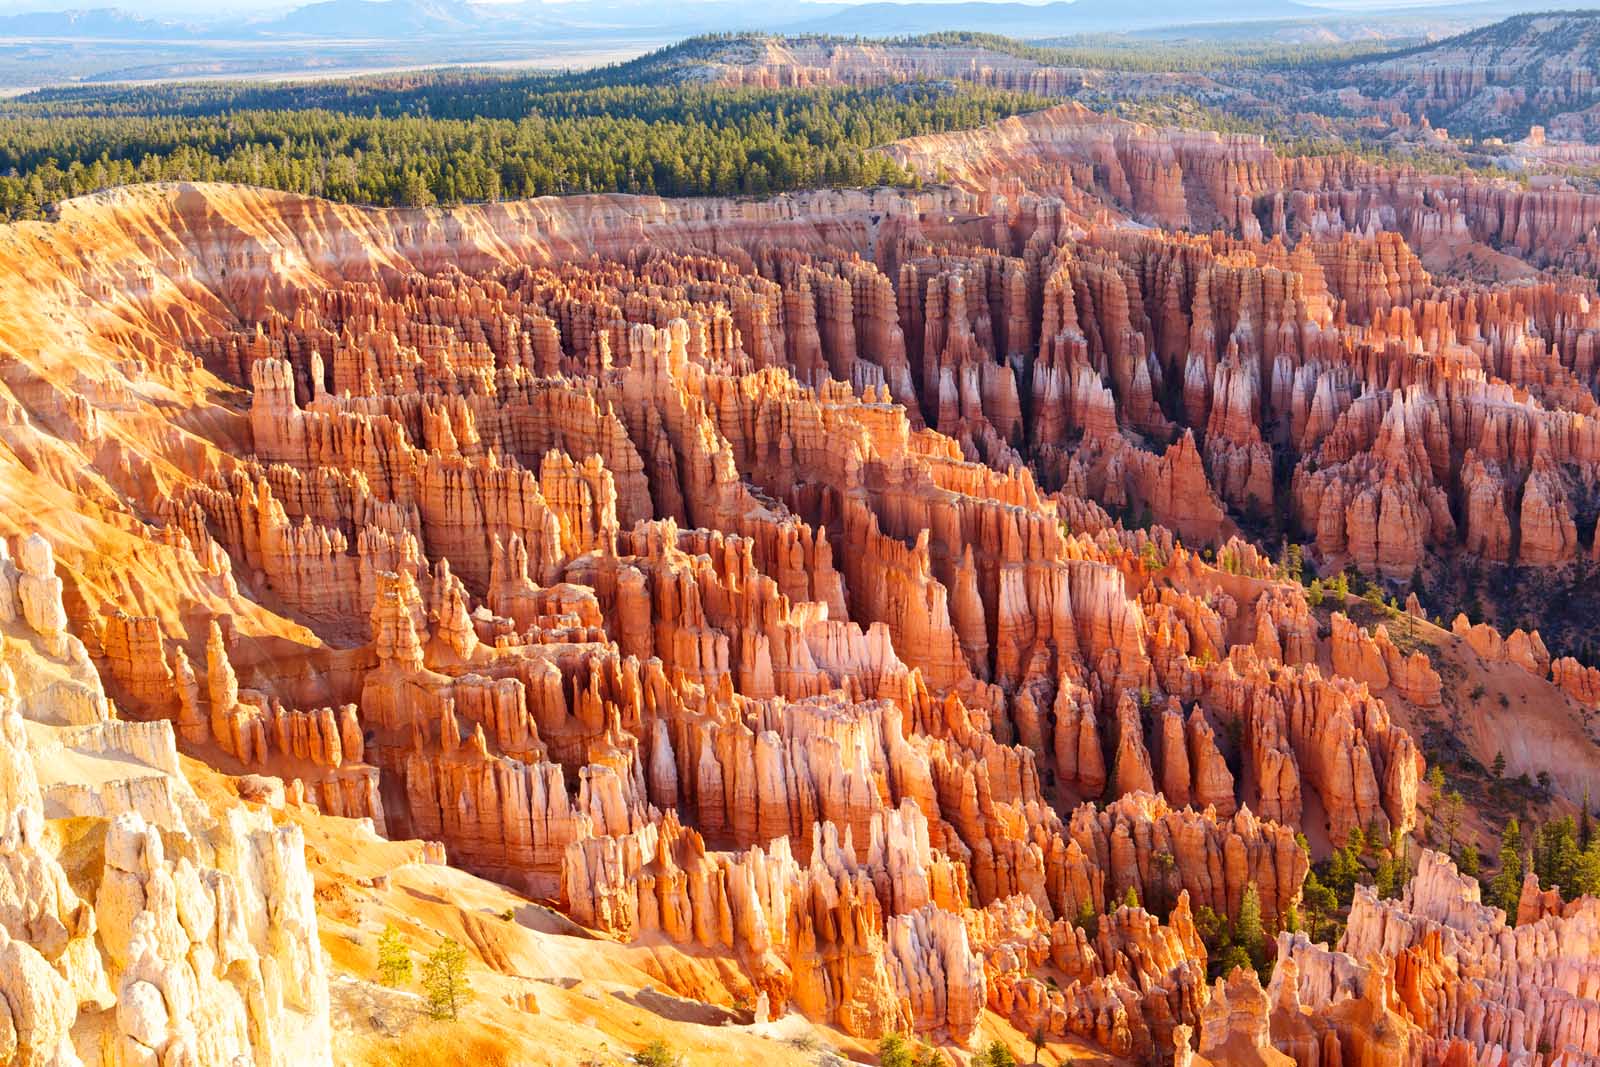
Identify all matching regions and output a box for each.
[0,0,1455,17]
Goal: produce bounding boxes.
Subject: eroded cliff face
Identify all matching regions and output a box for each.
[1343,13,1600,141]
[0,97,1595,1064]
[700,38,1091,97]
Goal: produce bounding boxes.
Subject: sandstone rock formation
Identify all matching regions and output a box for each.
[2,93,1600,1064]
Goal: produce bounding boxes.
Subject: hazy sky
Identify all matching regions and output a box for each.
[0,0,1445,16]
[8,0,665,11]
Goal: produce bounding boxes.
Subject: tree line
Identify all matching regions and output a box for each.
[0,82,1050,218]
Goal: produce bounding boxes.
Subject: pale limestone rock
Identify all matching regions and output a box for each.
[17,535,67,658]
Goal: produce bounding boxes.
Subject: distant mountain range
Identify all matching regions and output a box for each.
[0,0,1588,89]
[0,0,1571,42]
[0,6,199,37]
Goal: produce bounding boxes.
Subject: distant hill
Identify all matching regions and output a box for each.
[252,0,500,37]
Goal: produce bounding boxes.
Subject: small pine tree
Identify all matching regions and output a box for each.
[1216,943,1254,977]
[376,924,412,987]
[1300,870,1337,943]
[1074,898,1099,939]
[1234,882,1265,969]
[1456,842,1480,877]
[1029,1025,1047,1067]
[1572,842,1600,898]
[1326,844,1363,903]
[421,938,472,1021]
[1581,787,1593,851]
[1374,855,1398,900]
[1491,752,1506,780]
[1122,886,1139,910]
[1442,791,1464,849]
[1490,834,1524,919]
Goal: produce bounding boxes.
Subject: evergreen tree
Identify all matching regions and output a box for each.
[1074,899,1099,939]
[1441,791,1464,849]
[1325,843,1363,904]
[1216,943,1254,978]
[1571,842,1600,899]
[1490,823,1525,919]
[1374,854,1399,900]
[1582,787,1593,851]
[376,924,412,987]
[1535,816,1582,900]
[1300,870,1337,942]
[421,938,472,1020]
[1235,882,1265,970]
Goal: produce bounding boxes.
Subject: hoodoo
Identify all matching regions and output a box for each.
[1,16,1599,1067]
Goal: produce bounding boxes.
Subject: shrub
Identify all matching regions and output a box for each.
[879,1034,914,1067]
[979,1042,1018,1067]
[632,1041,681,1067]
